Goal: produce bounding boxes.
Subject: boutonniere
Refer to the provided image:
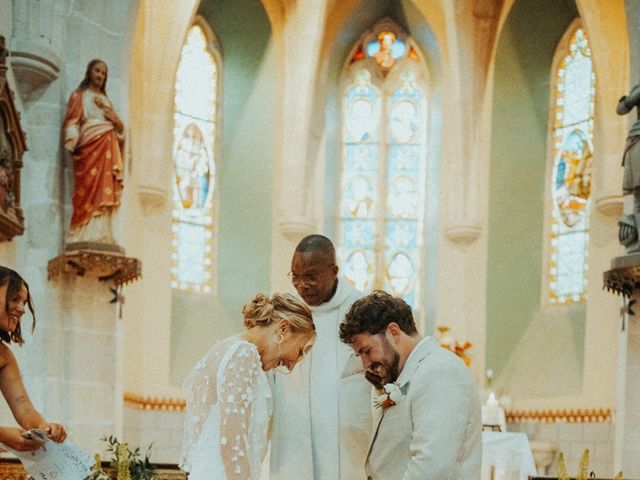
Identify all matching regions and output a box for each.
[374,382,409,410]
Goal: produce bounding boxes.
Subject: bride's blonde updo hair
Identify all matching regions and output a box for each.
[242,293,315,333]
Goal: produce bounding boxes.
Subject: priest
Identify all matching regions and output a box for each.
[270,235,372,479]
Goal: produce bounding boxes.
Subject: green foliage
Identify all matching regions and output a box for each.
[88,435,156,480]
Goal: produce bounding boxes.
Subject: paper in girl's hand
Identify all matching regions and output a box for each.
[22,428,48,443]
[4,437,93,480]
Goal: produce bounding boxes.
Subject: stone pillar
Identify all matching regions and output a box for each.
[18,276,122,455]
[274,0,328,239]
[613,289,640,476]
[606,256,640,476]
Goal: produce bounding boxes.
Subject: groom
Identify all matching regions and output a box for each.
[339,290,482,479]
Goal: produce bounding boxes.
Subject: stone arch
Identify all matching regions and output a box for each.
[485,0,627,409]
[129,0,200,212]
[574,0,629,212]
[127,0,278,393]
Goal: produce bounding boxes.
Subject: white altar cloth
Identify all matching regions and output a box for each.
[482,431,537,480]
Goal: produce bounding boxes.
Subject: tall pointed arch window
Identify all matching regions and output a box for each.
[171,23,219,293]
[547,25,595,304]
[338,22,428,308]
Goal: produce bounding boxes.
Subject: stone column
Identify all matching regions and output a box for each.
[273,0,328,239]
[613,288,640,476]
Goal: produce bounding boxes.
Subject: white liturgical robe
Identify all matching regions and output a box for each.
[270,280,372,480]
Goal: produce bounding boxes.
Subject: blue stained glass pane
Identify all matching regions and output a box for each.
[386,220,417,248]
[366,40,381,57]
[387,175,419,219]
[391,74,423,101]
[389,100,420,144]
[548,27,594,303]
[391,40,406,59]
[552,129,591,228]
[342,174,376,218]
[345,144,377,172]
[345,70,380,143]
[342,248,375,292]
[384,219,418,307]
[554,230,588,297]
[345,98,379,143]
[339,56,427,307]
[172,24,217,293]
[174,122,213,211]
[383,251,416,300]
[343,219,376,249]
[176,221,206,285]
[389,145,420,172]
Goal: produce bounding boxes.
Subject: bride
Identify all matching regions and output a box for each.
[181,293,315,479]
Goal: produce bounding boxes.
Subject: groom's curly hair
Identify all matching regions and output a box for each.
[339,290,417,345]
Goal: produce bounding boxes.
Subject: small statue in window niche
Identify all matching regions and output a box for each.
[618,84,640,253]
[62,59,125,251]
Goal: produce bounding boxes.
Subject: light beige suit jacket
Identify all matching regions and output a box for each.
[366,337,482,480]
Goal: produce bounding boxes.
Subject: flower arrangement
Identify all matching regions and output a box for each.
[87,436,156,480]
[437,325,472,366]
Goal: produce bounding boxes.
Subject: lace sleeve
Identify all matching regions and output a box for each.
[181,346,223,472]
[218,342,261,480]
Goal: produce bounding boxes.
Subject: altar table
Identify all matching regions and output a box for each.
[482,431,537,480]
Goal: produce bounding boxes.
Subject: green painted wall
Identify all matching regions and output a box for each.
[487,0,586,397]
[171,0,275,386]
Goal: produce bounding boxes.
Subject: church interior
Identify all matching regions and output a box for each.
[0,0,639,477]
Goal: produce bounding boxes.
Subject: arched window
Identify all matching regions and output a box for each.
[547,25,595,304]
[337,21,428,308]
[171,23,219,293]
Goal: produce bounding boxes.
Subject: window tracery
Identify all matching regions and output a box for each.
[339,22,428,307]
[172,23,219,293]
[547,26,595,304]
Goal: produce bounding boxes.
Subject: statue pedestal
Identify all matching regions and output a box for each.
[603,253,640,296]
[47,245,141,286]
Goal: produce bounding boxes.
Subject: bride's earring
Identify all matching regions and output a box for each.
[274,333,284,352]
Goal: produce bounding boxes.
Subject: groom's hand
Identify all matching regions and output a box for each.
[365,370,384,390]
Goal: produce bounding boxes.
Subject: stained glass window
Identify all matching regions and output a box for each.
[171,24,218,293]
[548,27,594,304]
[339,25,427,308]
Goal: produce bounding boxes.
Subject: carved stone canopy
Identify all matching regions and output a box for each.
[603,253,640,297]
[48,249,142,287]
[0,63,27,242]
[9,39,61,102]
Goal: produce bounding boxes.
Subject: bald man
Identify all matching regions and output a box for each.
[270,235,372,480]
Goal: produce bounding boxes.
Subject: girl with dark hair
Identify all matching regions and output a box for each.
[0,267,66,451]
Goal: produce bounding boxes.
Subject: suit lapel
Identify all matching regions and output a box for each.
[366,338,438,462]
[395,336,437,388]
[366,408,385,463]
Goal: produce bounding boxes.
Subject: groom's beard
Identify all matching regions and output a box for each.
[368,336,401,385]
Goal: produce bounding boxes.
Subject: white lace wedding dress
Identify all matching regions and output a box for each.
[181,336,272,480]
